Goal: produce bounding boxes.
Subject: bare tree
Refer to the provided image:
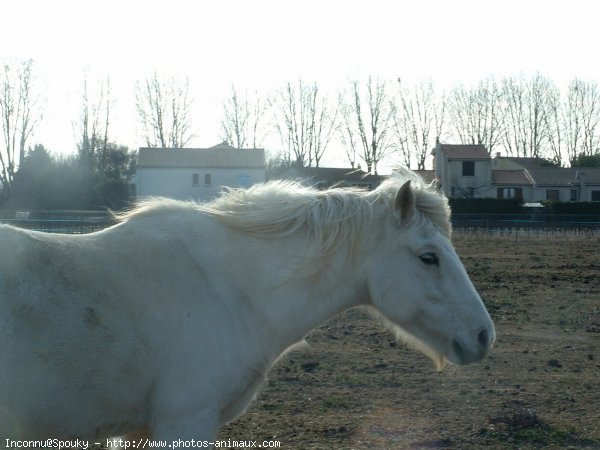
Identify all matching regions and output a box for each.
[580,80,600,157]
[565,79,600,162]
[338,77,393,174]
[448,77,504,154]
[273,79,337,167]
[76,76,112,170]
[220,85,268,149]
[501,74,555,158]
[559,79,600,164]
[501,76,526,156]
[392,78,446,170]
[544,83,564,166]
[545,81,568,167]
[74,75,136,191]
[338,98,358,169]
[562,81,581,164]
[0,59,39,197]
[135,73,193,148]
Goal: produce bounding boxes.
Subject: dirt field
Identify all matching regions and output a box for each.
[219,234,600,449]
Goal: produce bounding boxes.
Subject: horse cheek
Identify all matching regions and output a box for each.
[369,265,416,326]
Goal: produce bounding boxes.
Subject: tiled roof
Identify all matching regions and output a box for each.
[524,168,600,186]
[272,167,384,187]
[573,168,600,184]
[490,167,600,186]
[498,157,554,169]
[526,168,578,186]
[437,144,490,160]
[137,147,266,168]
[492,170,533,185]
[296,167,371,181]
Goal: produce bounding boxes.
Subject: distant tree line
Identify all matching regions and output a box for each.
[0,60,135,210]
[222,74,600,172]
[6,143,134,210]
[1,58,600,211]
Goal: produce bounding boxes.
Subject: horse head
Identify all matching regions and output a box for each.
[366,179,495,369]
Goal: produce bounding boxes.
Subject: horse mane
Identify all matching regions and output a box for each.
[118,170,451,256]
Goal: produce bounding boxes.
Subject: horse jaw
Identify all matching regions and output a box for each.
[368,308,449,371]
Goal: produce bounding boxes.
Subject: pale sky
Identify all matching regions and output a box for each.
[2,0,600,168]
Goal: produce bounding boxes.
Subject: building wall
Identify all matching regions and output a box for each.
[480,185,534,201]
[434,146,492,198]
[531,186,572,203]
[522,186,535,202]
[580,185,600,202]
[433,153,449,197]
[135,167,266,202]
[445,159,492,198]
[434,145,600,202]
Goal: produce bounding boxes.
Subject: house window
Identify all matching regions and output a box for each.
[204,174,212,187]
[462,161,475,177]
[192,173,199,186]
[592,190,600,202]
[497,188,523,200]
[570,189,578,202]
[546,190,560,202]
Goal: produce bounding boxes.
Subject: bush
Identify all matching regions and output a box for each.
[449,198,523,214]
[545,202,600,215]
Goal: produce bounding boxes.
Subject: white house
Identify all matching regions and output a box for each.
[135,142,266,202]
[433,144,492,198]
[432,142,600,202]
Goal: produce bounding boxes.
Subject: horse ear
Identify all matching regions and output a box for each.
[394,180,416,220]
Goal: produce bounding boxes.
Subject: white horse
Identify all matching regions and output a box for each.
[0,172,494,445]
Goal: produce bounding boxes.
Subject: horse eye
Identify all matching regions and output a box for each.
[419,252,439,266]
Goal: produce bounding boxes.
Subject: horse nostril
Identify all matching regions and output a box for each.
[478,328,490,348]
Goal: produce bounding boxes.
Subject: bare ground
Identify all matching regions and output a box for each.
[218,234,600,449]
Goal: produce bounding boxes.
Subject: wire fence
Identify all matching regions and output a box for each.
[2,211,600,237]
[0,211,115,234]
[453,213,600,228]
[452,213,600,240]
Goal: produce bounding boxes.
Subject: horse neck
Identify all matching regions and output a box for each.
[259,239,369,349]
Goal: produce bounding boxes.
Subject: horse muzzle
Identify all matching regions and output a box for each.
[448,326,495,365]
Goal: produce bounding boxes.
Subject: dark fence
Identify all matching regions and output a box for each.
[3,210,600,235]
[0,211,116,234]
[452,213,600,232]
